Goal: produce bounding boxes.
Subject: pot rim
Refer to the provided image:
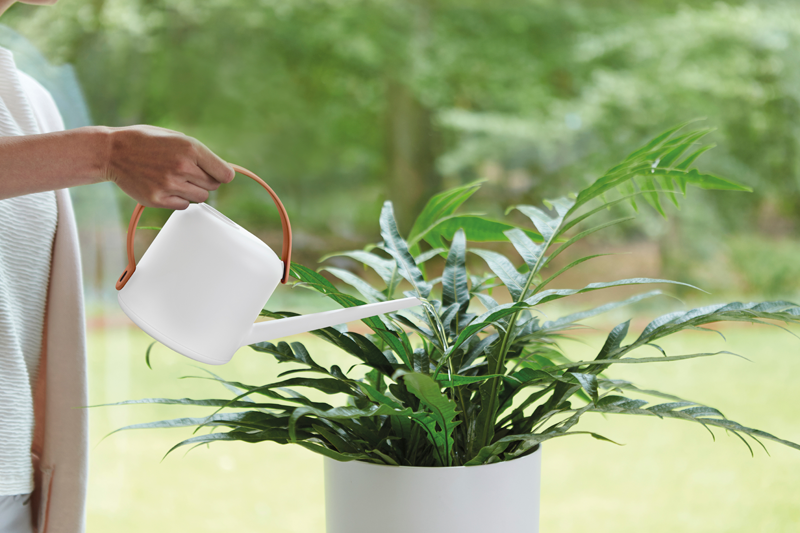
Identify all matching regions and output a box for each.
[325,443,541,471]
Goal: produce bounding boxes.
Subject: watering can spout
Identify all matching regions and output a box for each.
[242,297,421,346]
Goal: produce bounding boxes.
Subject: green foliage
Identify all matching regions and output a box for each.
[728,235,800,298]
[9,1,800,243]
[114,126,800,466]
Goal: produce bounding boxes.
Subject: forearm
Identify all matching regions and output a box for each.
[0,123,233,208]
[0,126,110,200]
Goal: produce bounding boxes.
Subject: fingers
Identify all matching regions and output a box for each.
[151,182,207,210]
[159,196,191,210]
[172,181,210,204]
[193,140,235,184]
[183,166,221,192]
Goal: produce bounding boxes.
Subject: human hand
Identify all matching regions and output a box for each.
[103,125,235,209]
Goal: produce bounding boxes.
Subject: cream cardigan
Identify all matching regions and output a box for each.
[31,188,87,533]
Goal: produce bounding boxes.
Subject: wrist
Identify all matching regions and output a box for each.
[77,125,114,183]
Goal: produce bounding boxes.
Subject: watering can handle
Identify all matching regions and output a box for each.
[115,164,293,290]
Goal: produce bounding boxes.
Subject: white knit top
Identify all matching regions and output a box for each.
[0,46,60,496]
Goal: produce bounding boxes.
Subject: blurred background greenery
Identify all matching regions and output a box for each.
[5,0,800,297]
[3,0,800,531]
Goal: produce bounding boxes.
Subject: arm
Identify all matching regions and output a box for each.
[0,125,235,209]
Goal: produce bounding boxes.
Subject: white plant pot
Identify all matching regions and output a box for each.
[324,446,542,533]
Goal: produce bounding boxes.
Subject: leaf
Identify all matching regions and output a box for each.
[590,403,800,453]
[91,397,276,409]
[439,302,461,339]
[357,381,403,409]
[544,351,737,372]
[448,303,529,355]
[513,205,563,243]
[597,379,693,403]
[380,201,432,298]
[525,278,702,307]
[319,250,396,287]
[345,332,398,376]
[294,441,376,463]
[474,293,500,311]
[394,370,461,466]
[322,267,387,303]
[180,377,335,411]
[569,372,598,403]
[535,253,615,293]
[460,332,499,370]
[106,412,260,438]
[541,291,663,331]
[468,403,595,464]
[442,229,469,310]
[244,376,357,396]
[676,144,715,173]
[634,301,800,346]
[251,339,328,372]
[407,180,482,255]
[312,423,360,454]
[163,432,251,457]
[504,228,544,270]
[597,320,631,360]
[435,373,506,388]
[288,404,413,442]
[625,121,698,161]
[555,189,673,239]
[414,247,446,264]
[543,217,634,269]
[196,367,257,401]
[470,248,526,300]
[423,215,543,249]
[470,272,500,294]
[558,125,750,223]
[145,341,157,370]
[596,396,649,410]
[653,168,751,192]
[289,264,365,309]
[288,263,416,367]
[658,129,712,169]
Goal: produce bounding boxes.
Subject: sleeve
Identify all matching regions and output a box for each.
[16,70,66,134]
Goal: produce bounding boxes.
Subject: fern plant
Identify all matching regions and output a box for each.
[112,123,800,467]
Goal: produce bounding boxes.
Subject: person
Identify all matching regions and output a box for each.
[0,1,236,532]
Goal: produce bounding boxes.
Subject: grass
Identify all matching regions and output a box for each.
[85,321,800,533]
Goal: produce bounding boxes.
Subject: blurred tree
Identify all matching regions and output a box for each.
[4,0,799,272]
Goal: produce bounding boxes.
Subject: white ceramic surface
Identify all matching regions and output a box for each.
[324,446,542,533]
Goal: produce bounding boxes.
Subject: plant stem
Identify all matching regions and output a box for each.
[472,221,559,452]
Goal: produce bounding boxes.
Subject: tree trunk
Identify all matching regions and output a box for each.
[385,79,439,233]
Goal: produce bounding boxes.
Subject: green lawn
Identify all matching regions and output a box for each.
[85,322,800,533]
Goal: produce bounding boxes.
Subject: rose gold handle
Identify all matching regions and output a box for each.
[115,164,292,290]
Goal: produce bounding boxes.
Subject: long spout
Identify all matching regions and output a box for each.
[242,297,421,346]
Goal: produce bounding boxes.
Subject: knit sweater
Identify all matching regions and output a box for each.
[0,46,59,496]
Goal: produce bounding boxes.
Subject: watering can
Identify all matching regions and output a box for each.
[115,164,420,365]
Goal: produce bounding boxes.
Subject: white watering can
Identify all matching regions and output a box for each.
[116,164,420,365]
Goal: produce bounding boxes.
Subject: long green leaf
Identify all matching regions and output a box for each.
[504,228,544,270]
[442,229,469,310]
[319,250,396,286]
[470,248,526,300]
[407,181,482,254]
[322,267,387,303]
[395,370,461,466]
[380,201,432,298]
[422,215,543,249]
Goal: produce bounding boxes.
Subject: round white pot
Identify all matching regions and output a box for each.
[324,445,542,533]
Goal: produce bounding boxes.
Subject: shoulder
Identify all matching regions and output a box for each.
[16,69,65,134]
